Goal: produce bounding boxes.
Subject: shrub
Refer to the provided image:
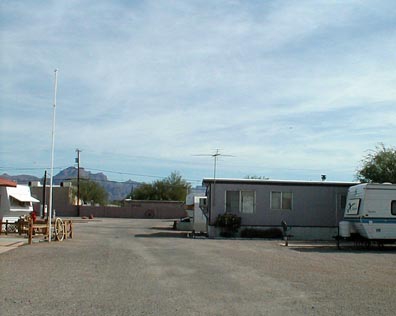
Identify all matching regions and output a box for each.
[214,213,241,231]
[219,231,236,238]
[240,228,283,239]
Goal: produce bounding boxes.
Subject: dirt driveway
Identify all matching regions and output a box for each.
[1,218,395,316]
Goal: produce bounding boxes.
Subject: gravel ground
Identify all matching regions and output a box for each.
[0,218,395,316]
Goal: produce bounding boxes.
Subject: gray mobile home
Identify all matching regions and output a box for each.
[202,178,357,240]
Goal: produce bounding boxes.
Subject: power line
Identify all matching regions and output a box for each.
[0,166,68,171]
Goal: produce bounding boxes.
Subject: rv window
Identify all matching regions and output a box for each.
[392,201,396,216]
[345,198,360,215]
[10,196,29,208]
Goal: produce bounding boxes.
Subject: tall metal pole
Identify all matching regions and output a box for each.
[48,69,58,242]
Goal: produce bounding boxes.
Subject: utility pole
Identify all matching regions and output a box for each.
[76,149,81,217]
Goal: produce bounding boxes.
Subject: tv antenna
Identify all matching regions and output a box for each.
[194,149,234,180]
[194,149,234,207]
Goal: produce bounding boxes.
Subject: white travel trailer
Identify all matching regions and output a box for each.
[339,183,396,242]
[0,184,39,226]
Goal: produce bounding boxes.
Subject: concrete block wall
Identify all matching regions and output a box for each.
[79,200,187,219]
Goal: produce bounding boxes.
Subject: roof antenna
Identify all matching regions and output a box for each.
[194,149,234,180]
[193,149,234,207]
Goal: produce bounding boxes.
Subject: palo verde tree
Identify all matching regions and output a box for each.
[72,179,108,206]
[130,171,191,201]
[356,144,396,183]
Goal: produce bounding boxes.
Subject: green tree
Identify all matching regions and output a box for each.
[131,183,156,200]
[356,144,396,183]
[163,171,191,201]
[73,179,108,206]
[130,171,191,201]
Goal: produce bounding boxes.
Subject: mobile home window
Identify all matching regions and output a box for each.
[392,201,396,216]
[271,191,293,210]
[225,190,256,214]
[226,191,239,212]
[241,191,255,214]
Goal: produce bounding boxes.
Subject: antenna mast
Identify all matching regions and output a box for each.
[194,149,234,208]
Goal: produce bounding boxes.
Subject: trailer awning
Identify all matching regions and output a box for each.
[9,193,40,203]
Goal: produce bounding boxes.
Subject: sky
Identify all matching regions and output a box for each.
[1,0,395,186]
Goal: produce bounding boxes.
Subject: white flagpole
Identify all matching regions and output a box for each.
[48,69,58,242]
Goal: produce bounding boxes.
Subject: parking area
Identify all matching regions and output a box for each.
[1,218,395,316]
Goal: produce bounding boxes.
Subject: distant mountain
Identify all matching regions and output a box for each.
[1,167,141,201]
[0,173,41,184]
[53,167,107,184]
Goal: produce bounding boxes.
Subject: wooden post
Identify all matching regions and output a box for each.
[28,218,33,245]
[18,219,21,235]
[64,221,68,240]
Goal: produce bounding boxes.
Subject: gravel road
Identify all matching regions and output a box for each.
[1,218,395,316]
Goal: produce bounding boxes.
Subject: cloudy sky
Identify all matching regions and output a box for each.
[1,0,395,185]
